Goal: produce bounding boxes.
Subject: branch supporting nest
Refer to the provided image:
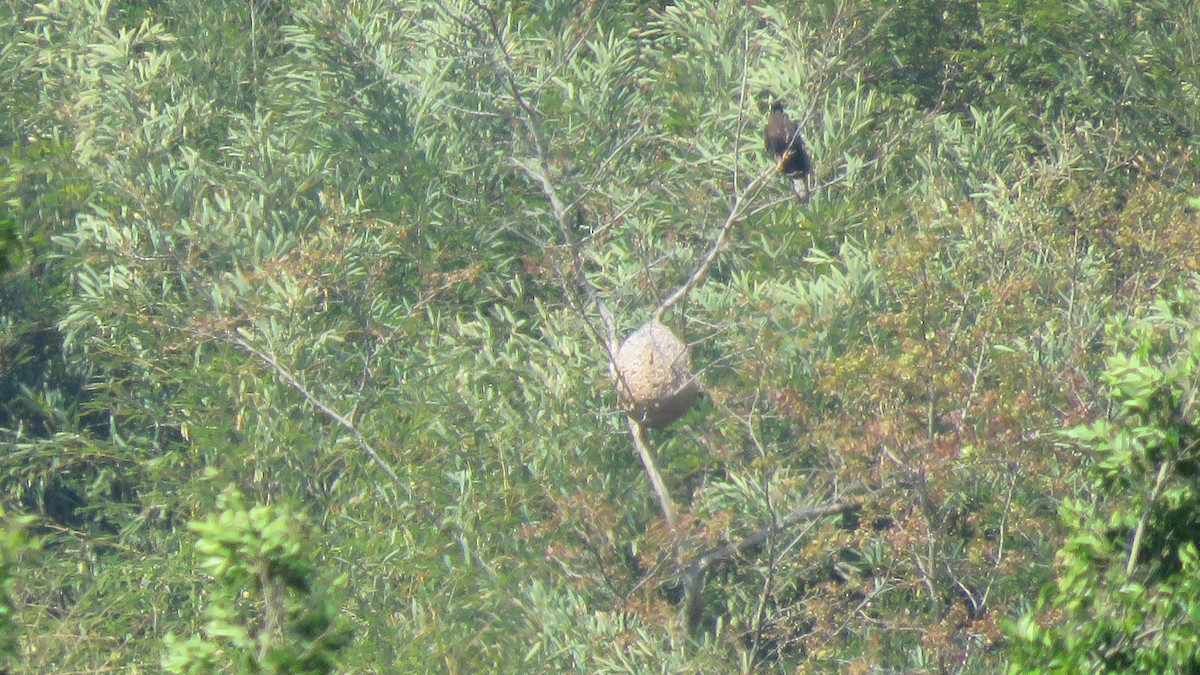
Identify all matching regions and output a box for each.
[629,420,678,530]
[680,500,857,633]
[465,3,687,531]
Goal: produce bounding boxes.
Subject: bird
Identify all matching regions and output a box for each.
[764,100,813,200]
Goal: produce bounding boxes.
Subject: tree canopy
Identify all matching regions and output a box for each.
[2,0,1199,671]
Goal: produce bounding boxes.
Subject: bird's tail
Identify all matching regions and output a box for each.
[790,180,810,204]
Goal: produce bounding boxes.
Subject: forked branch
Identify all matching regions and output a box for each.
[681,500,857,633]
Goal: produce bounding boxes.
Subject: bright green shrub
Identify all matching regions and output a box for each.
[163,489,351,674]
[0,508,34,668]
[1009,280,1200,672]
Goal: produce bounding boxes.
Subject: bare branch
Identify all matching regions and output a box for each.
[629,419,678,531]
[460,0,692,535]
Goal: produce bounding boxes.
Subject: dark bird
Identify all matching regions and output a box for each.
[764,100,812,180]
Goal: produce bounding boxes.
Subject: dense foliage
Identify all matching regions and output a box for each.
[0,508,34,670]
[163,488,352,674]
[1010,286,1200,672]
[1,0,1198,671]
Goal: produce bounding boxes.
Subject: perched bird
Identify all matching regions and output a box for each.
[764,100,812,184]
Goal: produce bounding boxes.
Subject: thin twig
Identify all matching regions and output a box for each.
[1126,459,1172,578]
[681,500,857,633]
[227,332,497,578]
[655,165,777,322]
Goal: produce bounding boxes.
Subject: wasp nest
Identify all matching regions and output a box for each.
[614,320,699,428]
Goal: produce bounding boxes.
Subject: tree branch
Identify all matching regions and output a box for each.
[654,165,776,323]
[463,2,692,535]
[227,332,497,579]
[1126,458,1172,578]
[680,499,857,633]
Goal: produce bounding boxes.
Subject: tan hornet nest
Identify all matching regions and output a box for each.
[614,320,699,428]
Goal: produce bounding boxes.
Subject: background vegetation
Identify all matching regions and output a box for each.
[1,0,1199,671]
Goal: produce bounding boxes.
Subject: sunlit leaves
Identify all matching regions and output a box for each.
[163,489,352,674]
[1009,280,1200,672]
[0,509,34,668]
[4,0,1200,671]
